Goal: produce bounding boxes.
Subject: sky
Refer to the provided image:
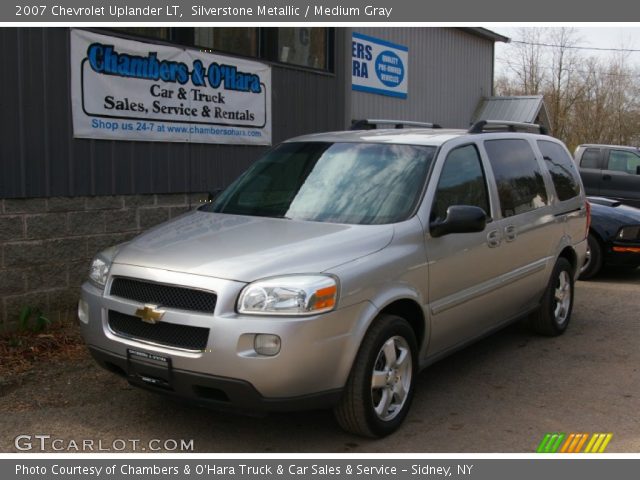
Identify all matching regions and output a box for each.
[492,26,640,77]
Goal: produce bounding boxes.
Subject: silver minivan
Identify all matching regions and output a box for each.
[79,120,588,437]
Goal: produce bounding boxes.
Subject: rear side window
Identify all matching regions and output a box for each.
[431,144,489,222]
[607,149,640,174]
[484,139,548,218]
[580,148,600,168]
[537,140,581,201]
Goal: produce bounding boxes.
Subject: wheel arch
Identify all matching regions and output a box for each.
[334,307,422,437]
[588,227,607,249]
[378,298,426,351]
[340,289,429,391]
[558,245,579,276]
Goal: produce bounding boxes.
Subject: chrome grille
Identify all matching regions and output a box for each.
[110,277,216,314]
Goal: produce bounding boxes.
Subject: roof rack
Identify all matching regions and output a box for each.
[468,120,548,135]
[350,119,442,130]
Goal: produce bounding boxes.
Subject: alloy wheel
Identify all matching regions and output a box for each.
[370,335,412,421]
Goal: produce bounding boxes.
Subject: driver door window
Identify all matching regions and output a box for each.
[431,144,490,222]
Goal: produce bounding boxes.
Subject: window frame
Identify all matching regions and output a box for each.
[261,28,334,73]
[97,27,336,75]
[192,27,260,59]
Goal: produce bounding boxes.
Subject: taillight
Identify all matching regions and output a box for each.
[585,200,591,238]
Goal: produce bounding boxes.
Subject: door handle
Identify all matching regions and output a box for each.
[487,229,501,248]
[504,225,517,242]
[603,174,612,181]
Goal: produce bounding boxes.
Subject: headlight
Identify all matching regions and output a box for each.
[88,246,118,289]
[237,275,338,316]
[617,226,640,241]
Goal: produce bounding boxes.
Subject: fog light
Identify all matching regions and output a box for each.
[254,334,281,356]
[78,299,89,324]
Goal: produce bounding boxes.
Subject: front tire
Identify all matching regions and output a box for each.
[530,257,574,336]
[579,233,603,280]
[334,314,417,437]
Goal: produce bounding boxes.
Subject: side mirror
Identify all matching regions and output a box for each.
[430,205,487,238]
[636,165,640,175]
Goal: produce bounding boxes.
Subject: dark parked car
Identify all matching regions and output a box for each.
[575,144,640,208]
[580,196,640,279]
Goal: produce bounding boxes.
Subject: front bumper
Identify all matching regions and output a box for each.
[606,242,640,267]
[87,345,342,411]
[79,263,375,406]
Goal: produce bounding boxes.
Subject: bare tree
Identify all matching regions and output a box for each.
[495,27,640,150]
[499,28,547,95]
[544,28,584,141]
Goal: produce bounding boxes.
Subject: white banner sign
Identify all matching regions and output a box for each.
[351,32,408,99]
[71,29,272,145]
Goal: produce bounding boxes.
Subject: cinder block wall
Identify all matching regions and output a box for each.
[0,193,206,331]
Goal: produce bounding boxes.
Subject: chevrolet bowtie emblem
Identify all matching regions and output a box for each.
[134,304,165,324]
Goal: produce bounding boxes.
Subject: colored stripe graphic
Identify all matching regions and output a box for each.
[537,433,566,453]
[559,433,576,453]
[559,433,589,453]
[536,433,553,453]
[538,433,612,453]
[584,433,613,453]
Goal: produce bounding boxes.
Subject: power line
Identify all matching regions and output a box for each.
[499,64,640,79]
[510,40,640,53]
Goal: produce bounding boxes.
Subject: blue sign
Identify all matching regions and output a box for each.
[352,32,408,99]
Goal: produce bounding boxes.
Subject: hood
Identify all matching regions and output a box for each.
[589,197,640,224]
[113,211,394,282]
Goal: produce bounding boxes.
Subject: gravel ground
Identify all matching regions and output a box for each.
[1,269,639,453]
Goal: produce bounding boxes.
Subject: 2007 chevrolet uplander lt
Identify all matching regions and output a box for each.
[79,120,589,437]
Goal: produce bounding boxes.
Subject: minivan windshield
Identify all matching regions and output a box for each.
[202,142,436,225]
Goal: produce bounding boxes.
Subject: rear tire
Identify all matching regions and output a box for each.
[334,314,417,437]
[530,257,574,336]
